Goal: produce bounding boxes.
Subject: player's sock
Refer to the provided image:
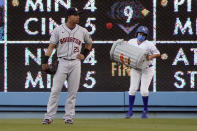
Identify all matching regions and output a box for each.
[142,96,148,111]
[126,95,135,118]
[129,95,135,111]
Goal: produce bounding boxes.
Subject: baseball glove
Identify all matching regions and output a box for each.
[42,62,58,75]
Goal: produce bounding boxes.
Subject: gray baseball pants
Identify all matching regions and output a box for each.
[44,58,81,120]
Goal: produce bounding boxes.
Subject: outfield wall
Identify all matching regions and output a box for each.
[0,92,197,112]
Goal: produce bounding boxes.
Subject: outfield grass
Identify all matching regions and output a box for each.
[0,118,197,131]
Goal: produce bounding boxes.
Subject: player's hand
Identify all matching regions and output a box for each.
[161,53,168,60]
[77,54,85,60]
[42,64,48,71]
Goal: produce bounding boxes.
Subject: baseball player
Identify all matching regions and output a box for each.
[125,26,160,119]
[42,7,92,124]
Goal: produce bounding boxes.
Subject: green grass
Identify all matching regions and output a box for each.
[0,118,197,131]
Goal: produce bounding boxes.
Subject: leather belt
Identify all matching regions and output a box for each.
[59,57,76,61]
[149,64,153,68]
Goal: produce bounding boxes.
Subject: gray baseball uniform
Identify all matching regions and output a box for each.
[44,24,92,120]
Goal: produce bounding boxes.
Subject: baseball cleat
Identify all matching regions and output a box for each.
[141,110,148,119]
[125,111,133,119]
[65,119,74,124]
[42,119,52,124]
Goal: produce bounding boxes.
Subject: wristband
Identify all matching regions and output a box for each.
[82,48,90,58]
[42,56,49,64]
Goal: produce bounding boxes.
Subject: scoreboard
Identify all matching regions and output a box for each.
[7,0,153,41]
[1,0,197,92]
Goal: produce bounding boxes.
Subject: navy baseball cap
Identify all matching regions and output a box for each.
[66,7,83,16]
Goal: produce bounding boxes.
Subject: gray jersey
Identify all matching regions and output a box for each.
[50,24,92,59]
